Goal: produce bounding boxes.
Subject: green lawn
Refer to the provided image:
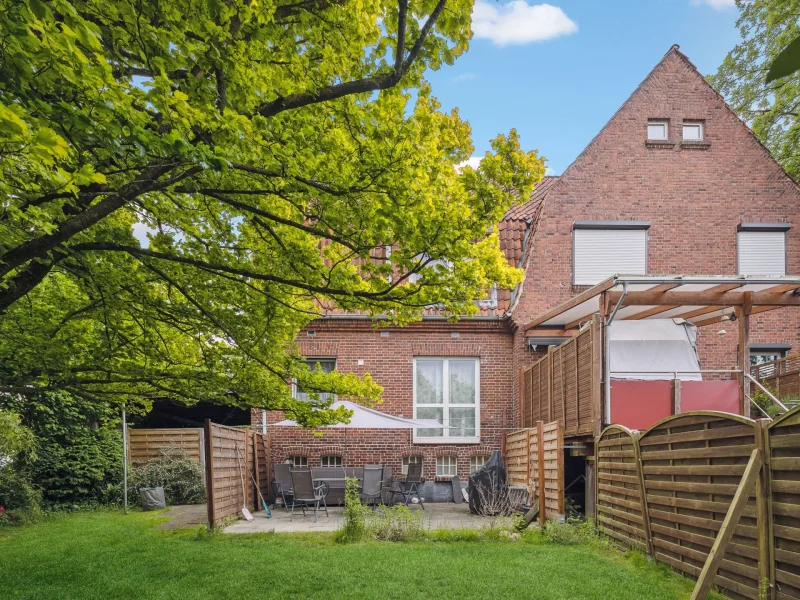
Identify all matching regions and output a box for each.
[0,512,700,600]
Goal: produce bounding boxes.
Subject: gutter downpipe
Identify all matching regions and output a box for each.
[604,281,628,424]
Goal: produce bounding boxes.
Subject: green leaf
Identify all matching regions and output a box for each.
[766,35,800,83]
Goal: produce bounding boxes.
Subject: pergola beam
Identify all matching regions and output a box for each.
[607,290,800,307]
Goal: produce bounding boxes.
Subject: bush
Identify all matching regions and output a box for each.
[0,467,42,525]
[128,447,205,506]
[335,477,369,543]
[0,391,122,508]
[371,504,425,541]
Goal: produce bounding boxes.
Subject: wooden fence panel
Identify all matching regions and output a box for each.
[521,318,599,438]
[504,421,563,520]
[639,413,760,600]
[127,428,204,466]
[596,425,649,552]
[769,407,800,599]
[254,432,270,502]
[205,421,251,526]
[541,421,564,516]
[505,429,531,491]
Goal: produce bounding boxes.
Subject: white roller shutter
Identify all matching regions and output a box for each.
[738,231,786,275]
[574,229,647,285]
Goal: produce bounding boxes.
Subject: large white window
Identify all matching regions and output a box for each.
[683,121,704,141]
[436,456,458,477]
[413,358,480,443]
[737,225,789,276]
[573,222,649,286]
[293,358,336,402]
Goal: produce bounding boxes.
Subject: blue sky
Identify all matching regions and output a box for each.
[427,0,741,174]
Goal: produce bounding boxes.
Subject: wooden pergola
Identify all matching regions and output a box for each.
[523,275,800,418]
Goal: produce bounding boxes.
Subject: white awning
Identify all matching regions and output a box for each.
[273,400,442,429]
[609,319,701,381]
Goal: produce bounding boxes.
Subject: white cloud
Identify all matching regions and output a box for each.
[452,72,479,82]
[691,0,735,9]
[472,1,577,46]
[545,166,555,176]
[456,156,483,172]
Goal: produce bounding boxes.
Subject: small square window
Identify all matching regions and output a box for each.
[470,456,488,473]
[436,456,458,477]
[288,455,307,468]
[647,121,668,140]
[402,455,422,476]
[683,121,703,141]
[321,455,342,467]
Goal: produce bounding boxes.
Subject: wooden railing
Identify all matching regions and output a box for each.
[751,354,800,399]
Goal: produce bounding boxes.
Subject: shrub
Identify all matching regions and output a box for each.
[0,391,122,508]
[128,447,205,506]
[335,477,369,543]
[0,467,42,525]
[370,504,425,541]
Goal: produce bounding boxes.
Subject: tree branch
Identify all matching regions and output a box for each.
[255,0,447,118]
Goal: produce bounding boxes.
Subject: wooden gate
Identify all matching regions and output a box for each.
[504,420,564,522]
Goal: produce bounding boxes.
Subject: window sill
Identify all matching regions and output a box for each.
[434,476,459,482]
[645,140,675,149]
[412,437,481,445]
[681,141,711,150]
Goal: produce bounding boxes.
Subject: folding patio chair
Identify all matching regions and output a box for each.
[360,465,384,509]
[272,463,294,511]
[289,468,329,522]
[387,462,425,509]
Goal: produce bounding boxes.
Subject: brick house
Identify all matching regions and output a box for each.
[257,46,800,497]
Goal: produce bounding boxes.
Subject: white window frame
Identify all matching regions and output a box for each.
[682,121,704,141]
[292,357,337,401]
[647,120,668,140]
[436,456,458,477]
[288,456,308,468]
[469,455,488,473]
[320,455,342,467]
[413,357,480,444]
[401,455,422,476]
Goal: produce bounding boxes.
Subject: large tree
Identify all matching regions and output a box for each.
[711,0,800,179]
[0,0,543,424]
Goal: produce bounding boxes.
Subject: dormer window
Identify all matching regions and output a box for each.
[647,120,668,140]
[683,121,704,141]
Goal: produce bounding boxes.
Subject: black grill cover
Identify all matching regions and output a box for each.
[468,450,509,515]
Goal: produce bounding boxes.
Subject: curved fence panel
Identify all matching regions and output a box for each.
[596,425,648,551]
[769,406,800,599]
[639,412,760,600]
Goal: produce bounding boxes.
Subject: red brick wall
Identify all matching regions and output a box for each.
[259,319,514,478]
[513,48,800,392]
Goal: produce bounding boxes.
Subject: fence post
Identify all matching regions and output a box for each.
[537,421,546,524]
[672,377,681,415]
[204,419,215,529]
[632,431,653,557]
[756,421,773,599]
[690,449,763,600]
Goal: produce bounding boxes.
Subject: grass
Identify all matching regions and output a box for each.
[0,511,704,600]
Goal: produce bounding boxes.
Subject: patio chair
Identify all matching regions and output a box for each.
[289,468,329,522]
[272,464,294,511]
[388,462,425,510]
[361,465,384,509]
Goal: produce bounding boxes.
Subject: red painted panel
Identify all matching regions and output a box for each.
[610,381,673,431]
[680,380,740,415]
